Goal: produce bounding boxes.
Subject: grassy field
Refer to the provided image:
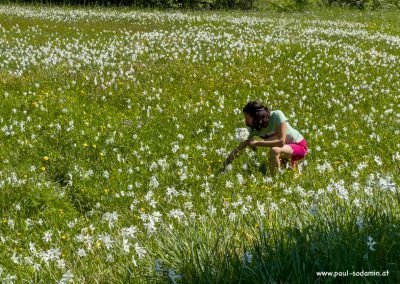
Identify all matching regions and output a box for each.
[0,4,400,283]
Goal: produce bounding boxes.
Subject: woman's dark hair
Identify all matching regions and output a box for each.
[243,101,271,131]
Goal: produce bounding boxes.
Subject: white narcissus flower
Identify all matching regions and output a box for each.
[235,128,249,142]
[241,251,252,265]
[367,236,377,251]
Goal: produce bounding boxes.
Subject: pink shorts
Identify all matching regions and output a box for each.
[288,139,308,164]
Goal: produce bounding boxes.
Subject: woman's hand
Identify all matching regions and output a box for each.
[246,139,258,149]
[222,139,255,170]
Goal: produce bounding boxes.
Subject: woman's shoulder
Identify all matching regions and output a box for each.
[271,110,287,122]
[270,110,283,117]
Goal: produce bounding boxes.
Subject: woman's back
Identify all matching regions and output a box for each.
[248,110,304,144]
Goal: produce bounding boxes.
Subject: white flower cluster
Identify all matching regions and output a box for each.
[235,128,249,142]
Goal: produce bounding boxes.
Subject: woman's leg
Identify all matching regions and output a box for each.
[269,145,293,172]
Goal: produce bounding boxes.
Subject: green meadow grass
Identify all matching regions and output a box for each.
[0,4,399,283]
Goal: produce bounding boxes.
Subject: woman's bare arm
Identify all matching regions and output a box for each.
[221,140,249,170]
[251,123,287,148]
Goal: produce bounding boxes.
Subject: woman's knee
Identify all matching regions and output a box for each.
[270,147,281,156]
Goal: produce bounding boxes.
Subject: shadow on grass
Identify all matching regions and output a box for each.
[149,211,399,284]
